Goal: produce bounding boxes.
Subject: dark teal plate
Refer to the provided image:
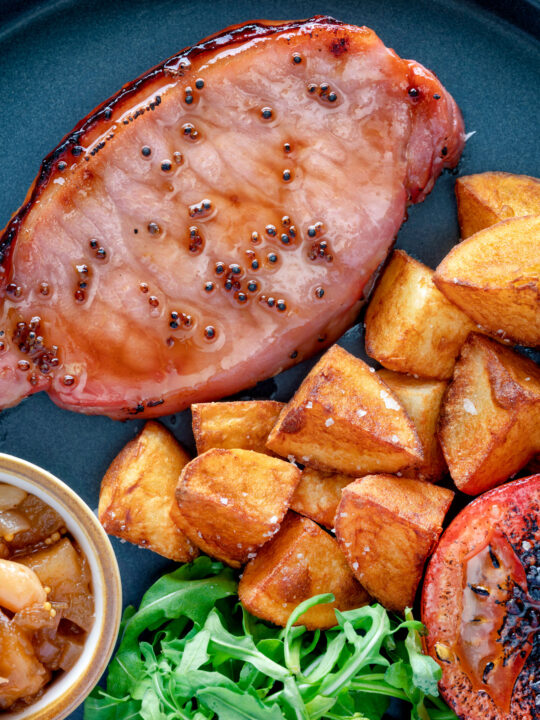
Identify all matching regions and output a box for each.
[0,1,538,717]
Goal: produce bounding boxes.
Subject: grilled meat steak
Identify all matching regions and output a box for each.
[0,16,464,419]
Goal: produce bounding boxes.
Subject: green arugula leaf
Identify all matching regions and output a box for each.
[159,616,191,644]
[173,669,238,702]
[83,690,141,720]
[303,693,336,719]
[283,594,334,674]
[160,640,185,667]
[348,690,388,720]
[106,647,146,699]
[280,676,310,720]
[107,560,235,696]
[241,604,277,644]
[302,632,346,684]
[257,637,286,666]
[124,559,236,643]
[140,686,168,720]
[403,608,442,697]
[179,629,210,673]
[86,558,456,720]
[238,638,285,695]
[204,610,290,681]
[319,606,391,697]
[198,686,285,719]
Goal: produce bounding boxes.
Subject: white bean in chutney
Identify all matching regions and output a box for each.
[0,483,94,711]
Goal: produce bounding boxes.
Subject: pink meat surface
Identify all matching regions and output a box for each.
[0,16,464,419]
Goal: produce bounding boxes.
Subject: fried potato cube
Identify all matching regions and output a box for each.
[239,512,369,629]
[438,333,540,495]
[365,250,476,380]
[266,345,423,476]
[378,370,447,482]
[192,399,352,529]
[99,421,198,562]
[290,468,351,529]
[335,475,453,612]
[174,448,300,568]
[434,215,540,346]
[192,400,284,455]
[455,171,540,238]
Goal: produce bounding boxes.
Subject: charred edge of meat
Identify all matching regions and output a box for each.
[0,15,345,267]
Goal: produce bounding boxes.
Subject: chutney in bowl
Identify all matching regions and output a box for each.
[0,454,121,720]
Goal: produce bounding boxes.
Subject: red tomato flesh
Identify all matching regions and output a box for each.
[422,474,539,720]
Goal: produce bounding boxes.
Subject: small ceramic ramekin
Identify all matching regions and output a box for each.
[0,453,122,720]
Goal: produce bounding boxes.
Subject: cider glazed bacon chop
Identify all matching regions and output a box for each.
[0,16,464,419]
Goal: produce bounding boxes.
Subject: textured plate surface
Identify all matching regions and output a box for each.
[0,0,539,717]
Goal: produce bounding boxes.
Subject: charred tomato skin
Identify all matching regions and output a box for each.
[421,474,540,720]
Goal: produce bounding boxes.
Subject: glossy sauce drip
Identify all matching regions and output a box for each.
[455,528,537,712]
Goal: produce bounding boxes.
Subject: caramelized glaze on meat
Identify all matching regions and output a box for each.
[0,16,464,418]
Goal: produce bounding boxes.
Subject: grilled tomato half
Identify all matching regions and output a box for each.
[422,474,539,719]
